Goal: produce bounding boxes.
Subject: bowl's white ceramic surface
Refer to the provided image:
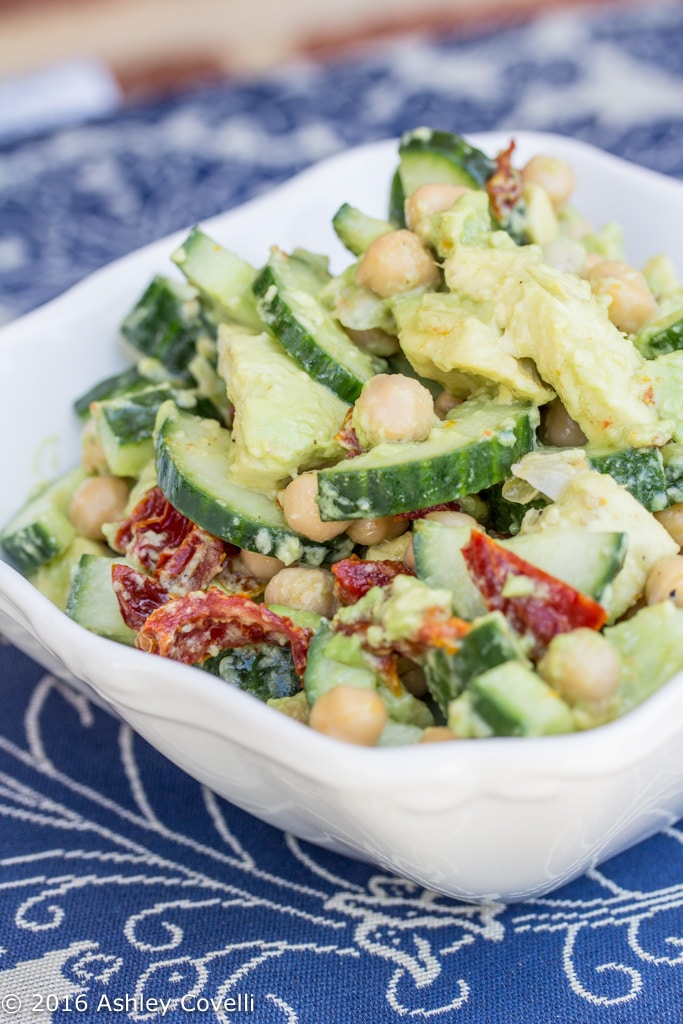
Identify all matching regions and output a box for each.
[3,131,683,903]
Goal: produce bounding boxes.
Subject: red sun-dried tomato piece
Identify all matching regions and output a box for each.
[135,590,314,675]
[112,563,169,631]
[331,556,414,605]
[155,526,226,593]
[461,529,607,655]
[113,486,194,571]
[486,139,523,223]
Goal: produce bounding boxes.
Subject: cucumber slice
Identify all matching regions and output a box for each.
[634,308,683,358]
[73,365,152,419]
[66,554,136,645]
[303,622,377,705]
[424,611,528,716]
[93,384,220,478]
[253,247,384,403]
[155,403,354,567]
[1,466,86,573]
[172,227,263,330]
[201,643,300,701]
[413,519,627,612]
[506,529,627,602]
[316,398,538,520]
[413,523,487,620]
[468,661,575,737]
[120,274,215,376]
[332,203,393,256]
[397,128,496,198]
[586,445,668,512]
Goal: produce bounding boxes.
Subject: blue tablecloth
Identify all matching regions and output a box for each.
[3,3,683,1020]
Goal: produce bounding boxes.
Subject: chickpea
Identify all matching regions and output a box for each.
[281,472,351,542]
[537,629,621,706]
[352,373,435,448]
[309,684,388,745]
[434,389,462,420]
[68,475,130,541]
[264,566,338,618]
[404,182,470,233]
[645,555,683,608]
[539,397,588,447]
[521,155,576,212]
[239,548,285,580]
[654,504,683,549]
[347,516,408,546]
[586,260,658,334]
[418,726,458,743]
[356,229,440,298]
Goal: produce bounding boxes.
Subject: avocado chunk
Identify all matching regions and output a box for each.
[217,325,348,493]
[399,190,669,450]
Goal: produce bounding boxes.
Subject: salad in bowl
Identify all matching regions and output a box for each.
[4,127,683,749]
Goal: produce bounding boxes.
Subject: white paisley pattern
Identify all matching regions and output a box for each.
[4,3,683,1020]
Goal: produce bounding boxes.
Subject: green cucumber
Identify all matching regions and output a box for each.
[634,308,683,358]
[662,442,683,504]
[65,554,136,645]
[73,365,152,419]
[586,445,668,512]
[482,481,548,536]
[303,623,377,705]
[424,611,528,716]
[413,523,488,620]
[466,661,575,737]
[120,274,215,376]
[1,466,86,573]
[201,643,300,701]
[332,203,393,256]
[316,398,538,520]
[93,384,220,478]
[154,402,353,567]
[389,169,407,228]
[172,227,263,330]
[398,128,496,196]
[253,247,384,403]
[413,521,627,618]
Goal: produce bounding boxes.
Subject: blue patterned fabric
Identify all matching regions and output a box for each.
[3,2,683,1019]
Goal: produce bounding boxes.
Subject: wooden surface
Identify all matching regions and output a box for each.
[0,0,635,97]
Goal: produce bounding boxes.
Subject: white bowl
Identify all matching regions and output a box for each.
[3,131,683,903]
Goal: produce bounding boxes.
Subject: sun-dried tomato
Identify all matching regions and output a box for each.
[112,563,169,631]
[332,556,414,604]
[461,530,607,655]
[136,590,314,675]
[155,526,226,593]
[335,409,363,458]
[486,139,523,223]
[113,487,194,571]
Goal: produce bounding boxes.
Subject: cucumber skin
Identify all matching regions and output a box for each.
[155,408,354,567]
[398,129,496,191]
[253,264,369,404]
[316,405,538,520]
[424,613,525,716]
[586,447,668,513]
[120,274,212,377]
